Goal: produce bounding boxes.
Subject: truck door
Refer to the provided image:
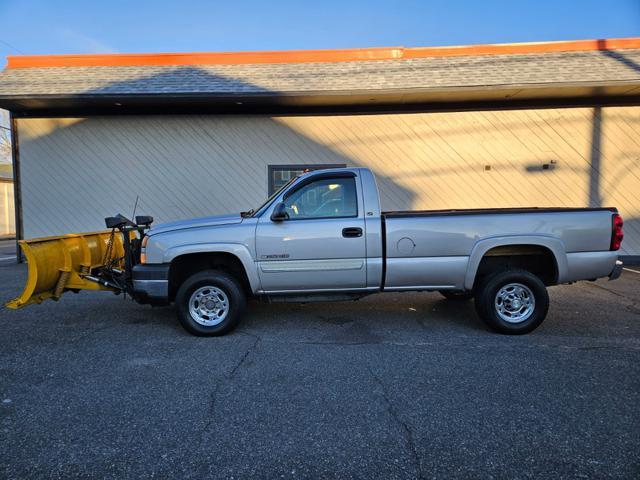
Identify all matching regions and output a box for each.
[255,172,367,292]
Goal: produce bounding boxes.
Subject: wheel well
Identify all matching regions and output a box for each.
[474,245,558,287]
[168,252,252,301]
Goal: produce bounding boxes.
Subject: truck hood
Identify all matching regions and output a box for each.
[148,214,243,236]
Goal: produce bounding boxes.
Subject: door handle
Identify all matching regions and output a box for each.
[342,227,363,238]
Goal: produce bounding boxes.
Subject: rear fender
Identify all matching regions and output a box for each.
[464,235,568,290]
[163,243,259,292]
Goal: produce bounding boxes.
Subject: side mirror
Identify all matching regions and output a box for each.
[270,202,289,222]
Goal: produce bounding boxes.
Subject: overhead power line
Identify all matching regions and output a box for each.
[0,39,25,55]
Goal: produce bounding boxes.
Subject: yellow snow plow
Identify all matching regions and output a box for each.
[5,214,153,309]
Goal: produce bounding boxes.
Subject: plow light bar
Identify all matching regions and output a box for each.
[135,215,154,226]
[104,214,153,229]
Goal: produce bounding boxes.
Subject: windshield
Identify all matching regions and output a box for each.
[247,176,299,218]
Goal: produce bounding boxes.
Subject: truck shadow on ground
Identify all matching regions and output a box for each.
[241,292,486,336]
[75,271,640,340]
[20,289,487,338]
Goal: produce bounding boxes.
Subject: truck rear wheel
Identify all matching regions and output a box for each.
[474,269,549,335]
[175,270,246,336]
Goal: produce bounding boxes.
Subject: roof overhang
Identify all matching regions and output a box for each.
[4,81,640,116]
[2,37,640,115]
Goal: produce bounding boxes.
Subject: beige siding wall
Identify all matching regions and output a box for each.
[0,180,14,236]
[17,106,640,255]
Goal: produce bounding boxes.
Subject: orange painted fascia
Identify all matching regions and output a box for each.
[403,37,640,59]
[6,47,404,69]
[6,37,640,69]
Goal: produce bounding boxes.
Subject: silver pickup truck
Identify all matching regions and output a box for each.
[128,167,623,336]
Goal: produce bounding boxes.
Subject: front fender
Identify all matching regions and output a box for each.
[163,243,260,292]
[464,235,568,290]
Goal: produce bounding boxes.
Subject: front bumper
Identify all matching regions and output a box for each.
[609,259,624,281]
[132,264,170,304]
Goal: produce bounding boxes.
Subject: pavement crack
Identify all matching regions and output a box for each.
[586,282,634,301]
[195,333,261,451]
[586,283,640,316]
[369,367,422,480]
[196,381,222,451]
[229,333,260,378]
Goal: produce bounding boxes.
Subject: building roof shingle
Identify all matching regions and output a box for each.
[1,38,639,112]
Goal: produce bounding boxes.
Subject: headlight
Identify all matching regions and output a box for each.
[140,235,149,264]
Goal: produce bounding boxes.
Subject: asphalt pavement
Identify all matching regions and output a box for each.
[0,238,15,260]
[1,261,639,479]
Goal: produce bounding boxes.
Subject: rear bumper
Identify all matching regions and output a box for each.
[564,251,619,283]
[609,259,624,281]
[132,264,170,304]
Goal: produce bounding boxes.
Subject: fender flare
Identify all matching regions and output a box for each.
[464,235,568,290]
[163,243,260,292]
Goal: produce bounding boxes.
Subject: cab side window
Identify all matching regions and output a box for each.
[283,177,357,219]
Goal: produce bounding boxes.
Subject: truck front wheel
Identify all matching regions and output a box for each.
[175,270,246,336]
[474,269,549,335]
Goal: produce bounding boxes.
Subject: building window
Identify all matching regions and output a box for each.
[268,164,346,195]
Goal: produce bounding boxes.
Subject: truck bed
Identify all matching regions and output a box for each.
[380,206,618,291]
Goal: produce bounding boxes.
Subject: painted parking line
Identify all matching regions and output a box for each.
[0,256,16,262]
[623,267,640,274]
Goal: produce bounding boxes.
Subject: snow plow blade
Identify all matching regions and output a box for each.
[5,231,125,309]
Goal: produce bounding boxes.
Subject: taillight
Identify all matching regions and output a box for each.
[610,213,624,251]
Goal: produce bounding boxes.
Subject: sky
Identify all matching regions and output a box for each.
[0,0,638,65]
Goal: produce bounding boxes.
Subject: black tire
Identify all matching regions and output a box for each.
[438,290,474,301]
[175,270,246,336]
[474,269,549,335]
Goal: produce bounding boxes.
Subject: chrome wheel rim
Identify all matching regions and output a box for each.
[188,286,229,326]
[494,283,535,324]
